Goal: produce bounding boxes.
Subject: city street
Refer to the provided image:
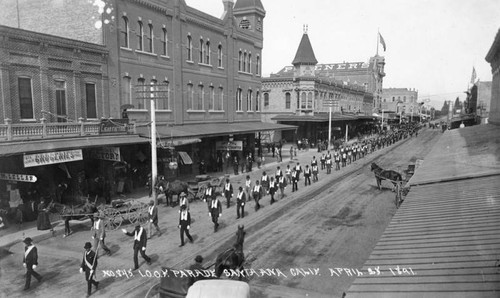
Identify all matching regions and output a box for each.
[0,128,441,298]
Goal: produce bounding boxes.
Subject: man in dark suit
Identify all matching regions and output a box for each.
[223,178,233,209]
[22,237,42,290]
[188,255,206,287]
[236,186,246,219]
[178,205,193,247]
[209,196,222,232]
[252,180,263,211]
[122,225,151,270]
[147,200,161,239]
[80,242,99,297]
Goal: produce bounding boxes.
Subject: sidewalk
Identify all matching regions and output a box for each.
[0,143,323,253]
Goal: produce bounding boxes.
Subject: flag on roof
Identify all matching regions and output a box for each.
[379,32,386,52]
[470,67,477,84]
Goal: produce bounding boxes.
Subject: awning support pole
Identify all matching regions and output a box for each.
[328,107,332,150]
[345,124,348,143]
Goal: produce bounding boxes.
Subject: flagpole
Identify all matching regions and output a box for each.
[376,29,379,55]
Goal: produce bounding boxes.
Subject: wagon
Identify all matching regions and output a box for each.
[144,266,250,298]
[100,199,150,230]
[189,175,227,201]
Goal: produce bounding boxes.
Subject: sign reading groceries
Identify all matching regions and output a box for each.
[216,140,243,151]
[24,149,83,168]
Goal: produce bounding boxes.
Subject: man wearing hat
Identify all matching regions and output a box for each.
[122,225,151,270]
[80,242,99,296]
[209,196,222,232]
[188,255,206,286]
[178,205,193,247]
[223,178,233,209]
[236,186,246,219]
[179,192,189,211]
[91,212,111,256]
[22,237,42,290]
[147,200,161,239]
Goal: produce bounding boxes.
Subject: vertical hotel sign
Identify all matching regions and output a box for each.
[23,149,83,168]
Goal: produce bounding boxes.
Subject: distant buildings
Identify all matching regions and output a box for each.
[261,30,381,143]
[485,28,500,125]
[381,88,419,120]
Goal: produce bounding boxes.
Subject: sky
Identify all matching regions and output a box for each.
[187,0,500,109]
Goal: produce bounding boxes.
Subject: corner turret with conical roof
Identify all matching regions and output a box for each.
[292,26,318,78]
[233,0,266,36]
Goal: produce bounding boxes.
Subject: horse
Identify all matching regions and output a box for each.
[215,225,246,279]
[370,163,402,191]
[156,177,190,207]
[55,198,98,237]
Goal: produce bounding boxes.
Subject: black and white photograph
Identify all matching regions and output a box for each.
[0,0,499,297]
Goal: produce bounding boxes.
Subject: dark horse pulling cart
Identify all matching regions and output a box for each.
[145,226,248,298]
[370,163,410,208]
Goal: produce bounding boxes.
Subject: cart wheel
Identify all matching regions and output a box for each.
[104,209,122,230]
[145,283,160,298]
[128,202,148,225]
[197,184,207,200]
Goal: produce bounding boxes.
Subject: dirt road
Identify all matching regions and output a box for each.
[0,128,441,298]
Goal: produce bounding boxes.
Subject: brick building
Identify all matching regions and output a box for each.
[261,30,376,145]
[0,0,294,207]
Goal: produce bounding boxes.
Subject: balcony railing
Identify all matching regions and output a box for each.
[0,118,136,142]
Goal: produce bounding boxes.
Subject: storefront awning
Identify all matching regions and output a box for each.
[178,151,193,165]
[157,138,201,148]
[137,122,297,139]
[0,134,148,157]
[272,114,358,122]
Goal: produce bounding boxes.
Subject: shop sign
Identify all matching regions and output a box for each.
[24,149,83,168]
[216,140,243,151]
[100,119,129,134]
[91,147,121,161]
[0,173,37,183]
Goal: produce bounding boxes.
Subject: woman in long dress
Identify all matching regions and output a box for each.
[36,199,52,230]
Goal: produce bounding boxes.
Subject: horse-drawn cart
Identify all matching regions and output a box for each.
[371,162,412,208]
[188,175,227,201]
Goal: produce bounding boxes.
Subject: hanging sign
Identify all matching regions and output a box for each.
[24,149,83,168]
[91,147,121,161]
[0,173,37,183]
[216,140,243,151]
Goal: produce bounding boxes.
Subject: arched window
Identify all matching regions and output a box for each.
[162,80,170,110]
[247,90,253,111]
[147,23,153,53]
[187,83,194,109]
[121,76,131,105]
[307,92,313,109]
[137,78,145,109]
[255,91,260,111]
[208,86,214,110]
[248,53,251,73]
[121,16,129,48]
[256,55,260,75]
[137,21,143,51]
[301,92,306,109]
[236,88,242,111]
[285,92,291,109]
[187,35,192,61]
[162,28,168,56]
[199,39,204,63]
[218,87,224,111]
[217,45,223,68]
[238,51,242,71]
[197,84,204,110]
[205,41,210,64]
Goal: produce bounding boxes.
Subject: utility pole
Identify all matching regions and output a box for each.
[150,82,157,204]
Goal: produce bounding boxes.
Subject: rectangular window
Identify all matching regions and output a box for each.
[137,79,146,109]
[121,76,132,105]
[121,17,129,48]
[162,81,170,110]
[85,83,97,119]
[205,42,210,64]
[255,91,260,111]
[147,24,153,53]
[137,21,143,51]
[18,77,34,119]
[247,90,253,112]
[55,80,67,122]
